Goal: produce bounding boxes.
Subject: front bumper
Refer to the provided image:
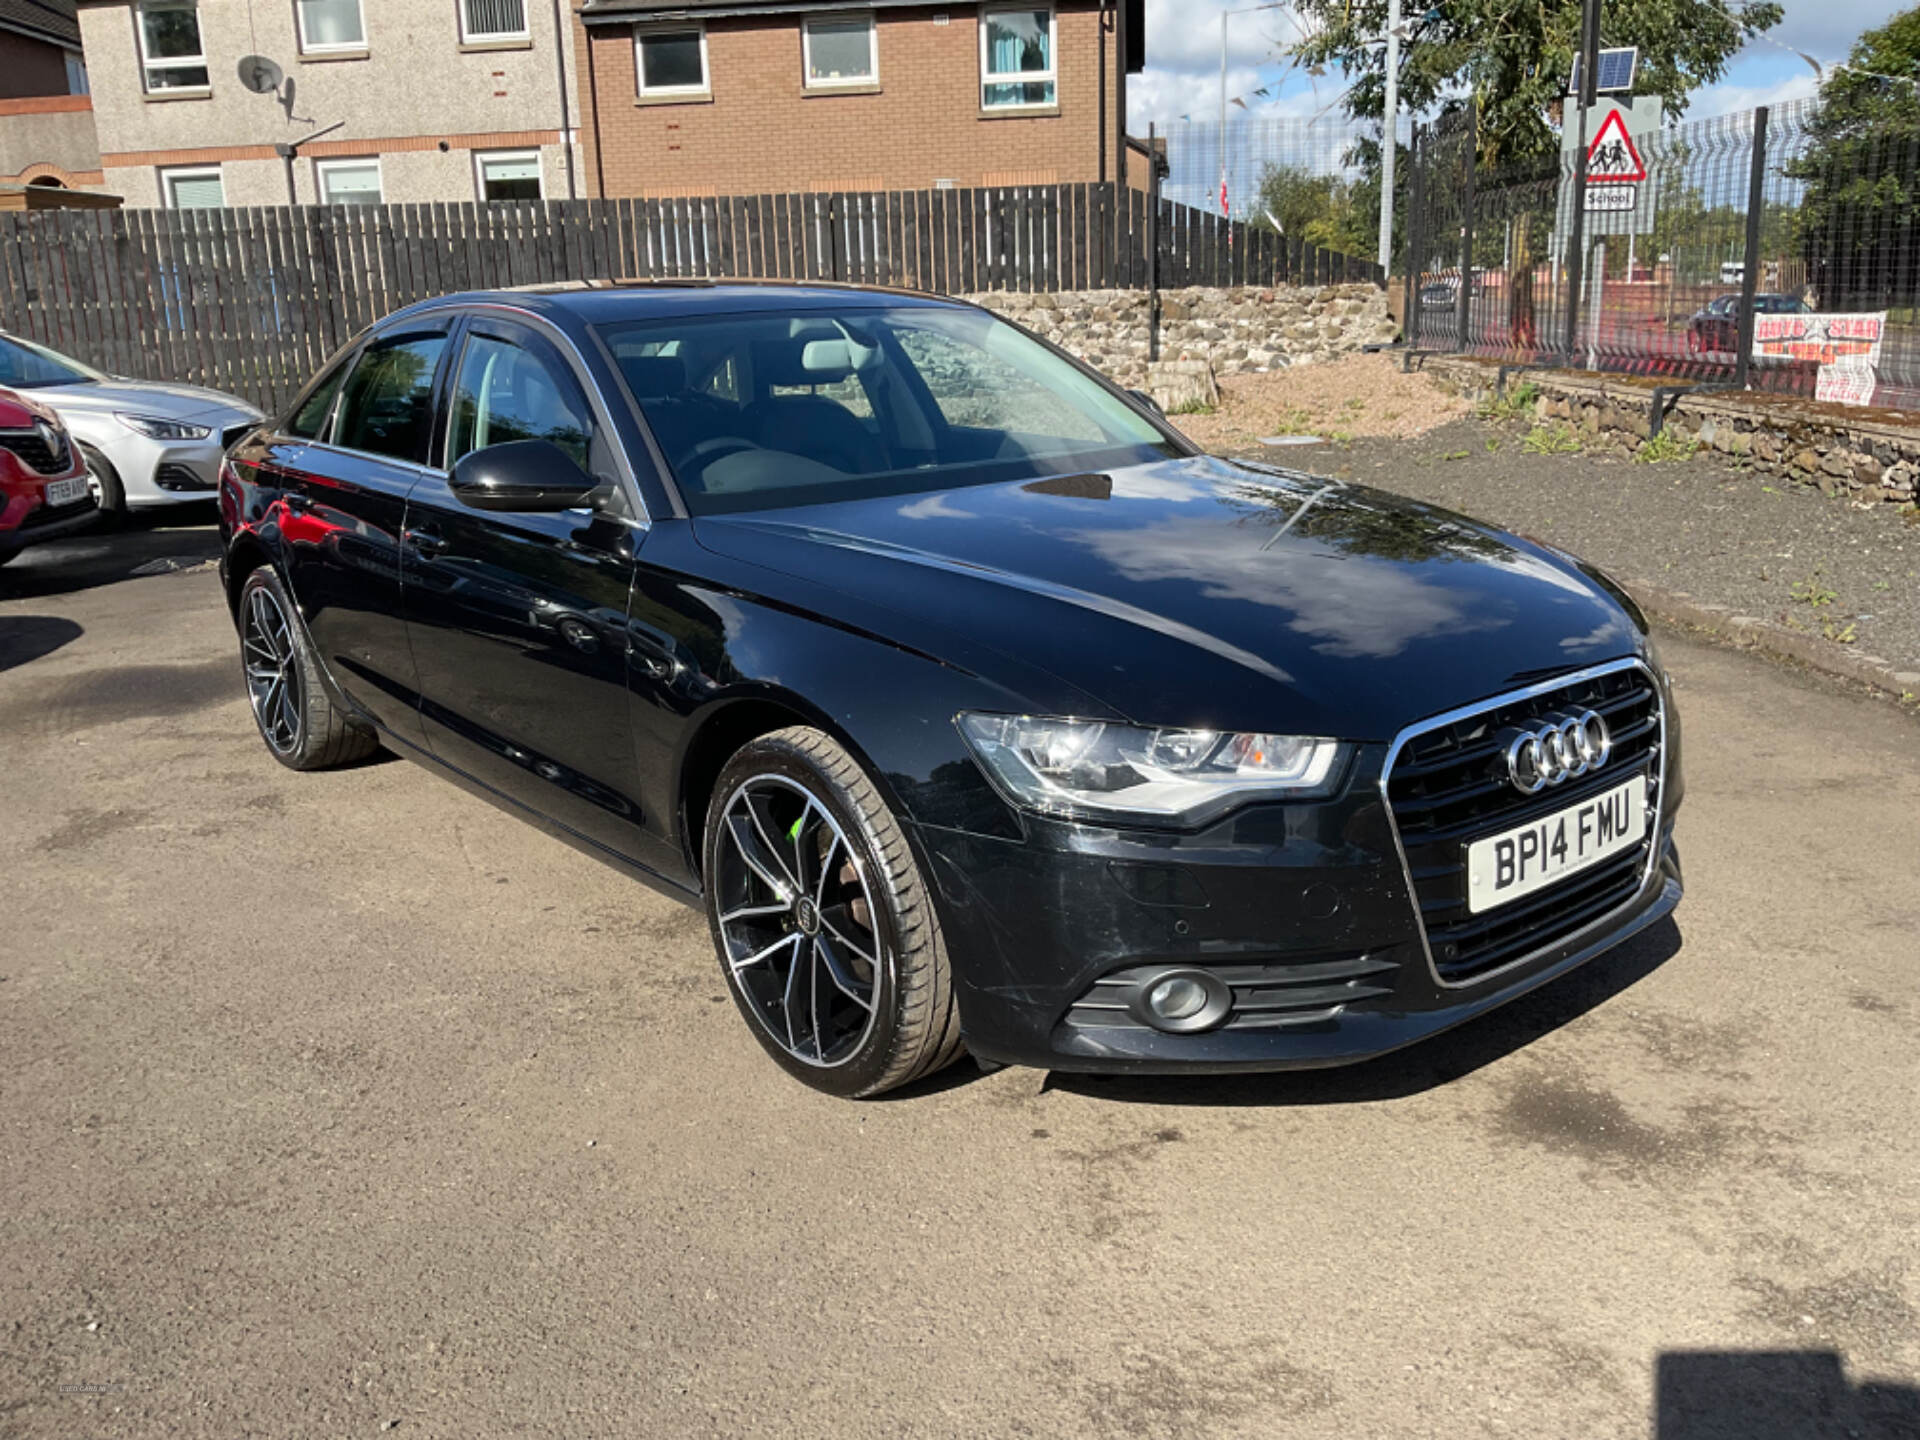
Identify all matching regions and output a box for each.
[0,493,102,553]
[914,766,1683,1077]
[109,424,258,508]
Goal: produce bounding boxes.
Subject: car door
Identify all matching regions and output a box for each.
[272,323,453,746]
[401,315,652,859]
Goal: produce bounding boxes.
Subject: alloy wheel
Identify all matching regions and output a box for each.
[712,775,883,1068]
[243,584,303,754]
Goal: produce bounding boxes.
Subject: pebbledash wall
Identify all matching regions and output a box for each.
[967,283,1396,391]
[1422,357,1920,510]
[74,0,581,208]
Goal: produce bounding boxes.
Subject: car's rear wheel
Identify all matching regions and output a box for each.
[79,443,125,521]
[703,726,964,1097]
[237,565,378,771]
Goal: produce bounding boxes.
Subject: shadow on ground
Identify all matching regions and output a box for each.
[0,504,221,600]
[0,616,83,673]
[1041,916,1684,1108]
[1656,1350,1920,1439]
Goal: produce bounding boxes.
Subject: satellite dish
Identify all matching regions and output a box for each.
[238,55,284,94]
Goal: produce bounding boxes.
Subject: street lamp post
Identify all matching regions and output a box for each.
[1218,2,1291,218]
[1377,0,1402,270]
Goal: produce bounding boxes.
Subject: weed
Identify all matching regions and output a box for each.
[1790,572,1839,609]
[1522,423,1583,456]
[1873,579,1892,592]
[1485,437,1502,453]
[1441,449,1470,462]
[1635,431,1699,464]
[1476,381,1540,423]
[1169,399,1216,416]
[1823,620,1859,644]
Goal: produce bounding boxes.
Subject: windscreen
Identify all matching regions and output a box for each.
[595,305,1178,514]
[0,335,102,389]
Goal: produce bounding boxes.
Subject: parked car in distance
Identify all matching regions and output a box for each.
[0,331,264,516]
[1,387,98,565]
[1686,293,1808,354]
[220,282,1683,1098]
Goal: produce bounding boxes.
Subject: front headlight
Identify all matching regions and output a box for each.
[958,713,1348,826]
[115,413,212,441]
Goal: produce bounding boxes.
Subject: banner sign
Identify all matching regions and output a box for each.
[1751,312,1886,406]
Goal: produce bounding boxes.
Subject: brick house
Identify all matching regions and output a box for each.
[0,0,105,191]
[72,0,586,207]
[573,0,1132,198]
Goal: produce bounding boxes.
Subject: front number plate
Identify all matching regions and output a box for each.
[45,476,88,508]
[1465,774,1648,914]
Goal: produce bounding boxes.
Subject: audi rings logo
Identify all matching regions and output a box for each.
[1502,711,1612,795]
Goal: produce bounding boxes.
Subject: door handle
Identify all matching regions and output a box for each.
[404,526,448,557]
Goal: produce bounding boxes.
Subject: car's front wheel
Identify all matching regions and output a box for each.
[78,443,125,520]
[237,565,379,771]
[703,726,964,1097]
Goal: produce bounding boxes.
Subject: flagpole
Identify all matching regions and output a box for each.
[1220,11,1229,216]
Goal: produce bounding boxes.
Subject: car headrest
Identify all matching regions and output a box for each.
[755,341,849,388]
[620,355,687,399]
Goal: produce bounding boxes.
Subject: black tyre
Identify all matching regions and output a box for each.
[79,443,126,521]
[703,726,964,1098]
[237,565,379,771]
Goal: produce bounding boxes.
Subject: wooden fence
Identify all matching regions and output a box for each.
[0,183,1384,413]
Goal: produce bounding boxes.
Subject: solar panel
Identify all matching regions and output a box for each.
[1570,47,1639,96]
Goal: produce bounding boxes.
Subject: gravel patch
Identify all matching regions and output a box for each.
[1242,417,1920,679]
[1172,352,1470,451]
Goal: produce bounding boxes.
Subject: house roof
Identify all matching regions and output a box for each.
[0,0,80,48]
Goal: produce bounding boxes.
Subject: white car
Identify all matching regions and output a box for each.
[0,331,264,516]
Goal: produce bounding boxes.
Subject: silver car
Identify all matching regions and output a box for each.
[0,331,264,516]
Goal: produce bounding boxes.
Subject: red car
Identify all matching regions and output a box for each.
[1,387,98,565]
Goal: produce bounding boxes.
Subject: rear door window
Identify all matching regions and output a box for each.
[286,351,355,440]
[334,332,450,463]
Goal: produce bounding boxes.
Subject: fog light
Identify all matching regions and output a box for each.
[1129,967,1232,1034]
[1147,976,1208,1021]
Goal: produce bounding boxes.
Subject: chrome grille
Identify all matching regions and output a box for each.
[1385,661,1663,985]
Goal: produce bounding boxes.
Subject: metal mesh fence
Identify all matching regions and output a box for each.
[1405,97,1920,409]
[1159,115,1395,228]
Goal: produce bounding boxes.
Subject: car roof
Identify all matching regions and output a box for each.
[381,279,969,331]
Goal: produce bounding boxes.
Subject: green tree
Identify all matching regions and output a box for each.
[1254,164,1376,254]
[1286,0,1784,164]
[1785,7,1920,308]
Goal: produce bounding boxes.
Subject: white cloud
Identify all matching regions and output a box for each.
[1130,0,1908,134]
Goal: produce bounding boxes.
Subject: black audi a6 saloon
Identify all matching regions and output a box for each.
[219,282,1682,1096]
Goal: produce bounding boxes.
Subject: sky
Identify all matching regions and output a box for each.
[1127,0,1909,133]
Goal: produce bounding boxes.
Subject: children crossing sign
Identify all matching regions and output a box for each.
[1586,109,1648,184]
[1557,97,1662,234]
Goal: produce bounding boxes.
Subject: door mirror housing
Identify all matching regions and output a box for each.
[449,439,605,512]
[1127,388,1166,418]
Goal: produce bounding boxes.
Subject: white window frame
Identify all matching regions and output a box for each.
[802,12,878,89]
[473,148,546,202]
[161,165,224,209]
[315,157,384,206]
[459,0,530,45]
[136,1,210,94]
[296,0,367,54]
[634,23,710,99]
[979,4,1057,111]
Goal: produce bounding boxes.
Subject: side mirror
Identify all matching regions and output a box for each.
[449,439,604,513]
[1128,388,1166,418]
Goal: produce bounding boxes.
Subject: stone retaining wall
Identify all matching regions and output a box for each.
[1423,356,1920,509]
[965,284,1395,391]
